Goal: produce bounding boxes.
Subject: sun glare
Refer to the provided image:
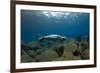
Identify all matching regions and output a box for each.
[42,11,70,18]
[41,11,83,22]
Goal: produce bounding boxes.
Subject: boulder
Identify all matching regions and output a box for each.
[35,49,59,62]
[63,40,80,53]
[81,49,89,59]
[21,49,34,62]
[55,51,81,61]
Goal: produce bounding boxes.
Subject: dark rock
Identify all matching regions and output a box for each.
[73,50,80,56]
[54,46,64,57]
[81,49,89,59]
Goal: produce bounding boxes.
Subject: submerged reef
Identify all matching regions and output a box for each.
[21,35,89,63]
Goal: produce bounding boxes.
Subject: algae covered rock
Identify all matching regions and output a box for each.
[21,49,33,62]
[55,51,81,61]
[35,49,59,62]
[53,46,64,57]
[63,39,80,53]
[27,50,37,58]
[81,49,89,59]
[21,35,89,62]
[28,41,40,48]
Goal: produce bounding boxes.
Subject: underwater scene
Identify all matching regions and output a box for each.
[21,10,90,63]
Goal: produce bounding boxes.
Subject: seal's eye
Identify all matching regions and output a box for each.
[73,50,80,56]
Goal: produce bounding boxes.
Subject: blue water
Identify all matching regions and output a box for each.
[21,10,89,43]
